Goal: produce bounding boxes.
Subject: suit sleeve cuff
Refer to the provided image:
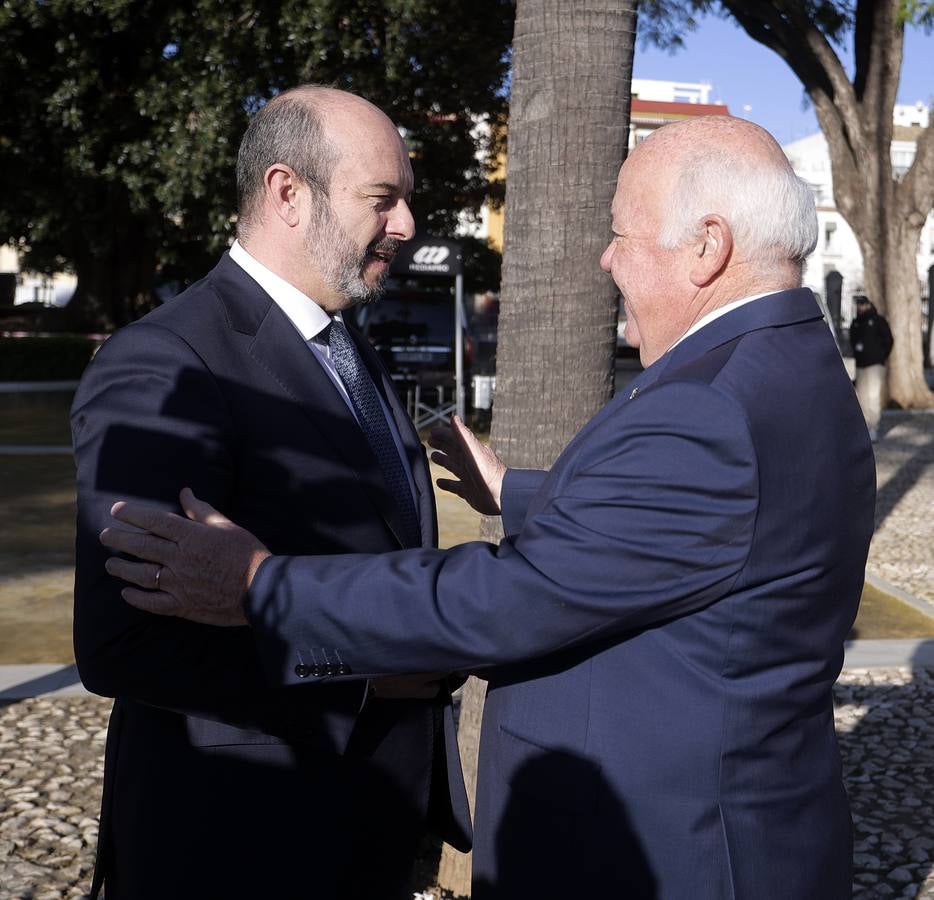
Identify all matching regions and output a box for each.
[245,556,358,684]
[500,468,548,535]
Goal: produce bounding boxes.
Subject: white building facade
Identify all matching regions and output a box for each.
[630,78,714,105]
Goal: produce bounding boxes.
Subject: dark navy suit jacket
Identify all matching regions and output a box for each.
[247,288,874,898]
[72,253,469,899]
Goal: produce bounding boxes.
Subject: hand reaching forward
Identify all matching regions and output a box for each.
[428,415,505,516]
[101,488,271,626]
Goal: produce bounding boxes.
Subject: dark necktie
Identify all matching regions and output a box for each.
[326,319,421,548]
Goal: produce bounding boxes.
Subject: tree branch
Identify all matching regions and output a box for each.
[722,2,863,161]
[770,0,866,147]
[853,0,902,143]
[723,2,827,94]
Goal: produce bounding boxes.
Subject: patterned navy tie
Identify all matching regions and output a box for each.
[326,319,421,548]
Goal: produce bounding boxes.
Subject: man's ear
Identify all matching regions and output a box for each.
[689,214,732,286]
[264,164,301,228]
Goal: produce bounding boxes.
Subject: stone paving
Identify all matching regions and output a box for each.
[2,673,933,898]
[838,667,934,900]
[869,411,934,610]
[0,407,932,898]
[0,695,105,900]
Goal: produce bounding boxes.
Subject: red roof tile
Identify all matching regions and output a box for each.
[631,98,731,118]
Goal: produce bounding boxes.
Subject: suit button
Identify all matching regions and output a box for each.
[339,664,352,675]
[294,664,311,678]
[312,665,324,677]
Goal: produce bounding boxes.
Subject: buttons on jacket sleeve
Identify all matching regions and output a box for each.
[294,662,352,678]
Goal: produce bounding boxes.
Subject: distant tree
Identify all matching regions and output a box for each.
[642,0,934,408]
[435,0,638,894]
[0,0,513,330]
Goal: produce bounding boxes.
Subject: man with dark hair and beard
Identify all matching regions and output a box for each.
[70,86,470,900]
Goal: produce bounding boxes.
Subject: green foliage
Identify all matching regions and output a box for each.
[900,0,934,29]
[0,0,513,328]
[0,335,100,381]
[636,0,704,51]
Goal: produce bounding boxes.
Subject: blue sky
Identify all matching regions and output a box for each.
[633,13,934,145]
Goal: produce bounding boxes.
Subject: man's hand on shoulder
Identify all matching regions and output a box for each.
[101,488,270,627]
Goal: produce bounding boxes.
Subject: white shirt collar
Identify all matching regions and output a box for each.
[229,239,337,341]
[667,291,773,354]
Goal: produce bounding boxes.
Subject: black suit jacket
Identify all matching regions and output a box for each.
[72,253,470,899]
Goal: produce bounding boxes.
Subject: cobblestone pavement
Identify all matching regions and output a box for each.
[0,695,105,900]
[2,673,933,898]
[869,410,934,609]
[838,667,934,900]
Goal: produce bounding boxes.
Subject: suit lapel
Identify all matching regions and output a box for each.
[631,288,824,396]
[567,289,825,456]
[209,253,420,549]
[662,288,822,380]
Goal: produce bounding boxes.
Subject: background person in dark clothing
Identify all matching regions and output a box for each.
[849,294,893,441]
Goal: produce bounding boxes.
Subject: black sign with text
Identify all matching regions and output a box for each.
[390,235,463,277]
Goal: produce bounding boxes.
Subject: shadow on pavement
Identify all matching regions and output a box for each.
[0,663,81,707]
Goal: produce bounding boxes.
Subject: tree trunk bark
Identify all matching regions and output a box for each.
[435,1,637,895]
[436,675,487,896]
[829,57,933,410]
[492,0,636,469]
[843,155,933,408]
[868,216,933,407]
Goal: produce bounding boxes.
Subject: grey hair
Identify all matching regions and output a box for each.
[236,87,339,237]
[657,145,818,267]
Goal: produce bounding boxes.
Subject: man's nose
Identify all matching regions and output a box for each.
[389,199,416,241]
[600,242,614,273]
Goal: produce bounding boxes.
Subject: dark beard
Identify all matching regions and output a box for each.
[304,200,400,306]
[352,237,401,306]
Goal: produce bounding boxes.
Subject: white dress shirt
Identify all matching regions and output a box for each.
[228,240,419,509]
[667,291,773,354]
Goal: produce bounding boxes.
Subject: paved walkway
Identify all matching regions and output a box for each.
[0,399,932,898]
[868,410,934,611]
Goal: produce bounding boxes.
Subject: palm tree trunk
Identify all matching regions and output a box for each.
[436,0,638,893]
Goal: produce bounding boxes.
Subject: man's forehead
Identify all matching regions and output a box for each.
[333,131,413,188]
[611,166,643,218]
[358,143,414,190]
[326,99,405,155]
